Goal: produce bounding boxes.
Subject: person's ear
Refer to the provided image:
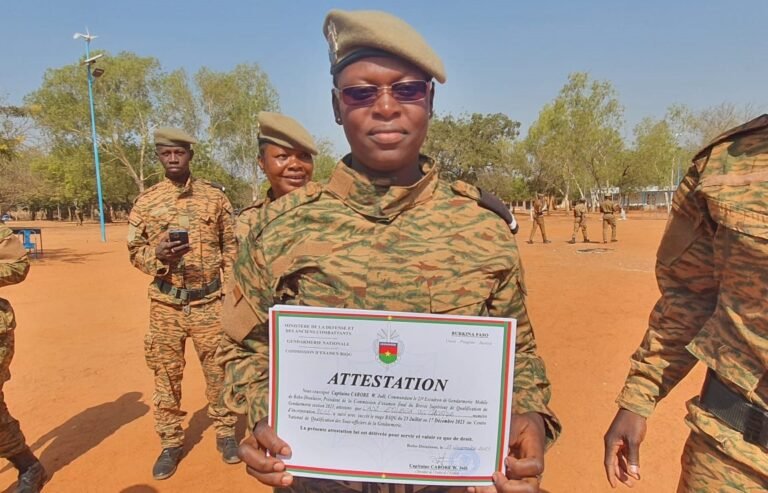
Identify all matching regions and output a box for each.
[332,91,343,125]
[189,149,194,160]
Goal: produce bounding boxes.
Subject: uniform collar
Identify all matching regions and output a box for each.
[324,154,438,220]
[163,175,194,196]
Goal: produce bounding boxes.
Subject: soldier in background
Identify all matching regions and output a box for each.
[527,193,550,244]
[74,205,83,226]
[219,9,560,493]
[568,197,589,244]
[600,194,618,243]
[234,112,317,244]
[0,224,46,492]
[604,115,768,491]
[127,128,239,480]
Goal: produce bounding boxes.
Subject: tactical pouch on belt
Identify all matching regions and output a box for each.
[700,369,768,449]
[154,277,221,303]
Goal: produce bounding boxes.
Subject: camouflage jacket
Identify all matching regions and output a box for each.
[573,203,587,222]
[127,176,236,306]
[235,192,272,245]
[617,115,768,474]
[218,156,561,447]
[0,225,30,333]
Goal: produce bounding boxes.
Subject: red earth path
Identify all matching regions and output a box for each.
[0,213,703,492]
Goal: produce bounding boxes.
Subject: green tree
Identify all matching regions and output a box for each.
[196,64,279,190]
[423,112,520,183]
[310,138,340,184]
[522,72,625,207]
[26,52,196,194]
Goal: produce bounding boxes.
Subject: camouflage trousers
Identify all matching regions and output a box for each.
[602,214,617,242]
[145,299,237,448]
[677,431,768,492]
[277,478,468,493]
[0,332,27,458]
[528,216,548,242]
[571,220,588,241]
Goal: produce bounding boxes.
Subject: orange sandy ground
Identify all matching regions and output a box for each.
[0,213,704,493]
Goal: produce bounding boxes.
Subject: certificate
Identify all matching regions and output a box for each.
[269,305,516,487]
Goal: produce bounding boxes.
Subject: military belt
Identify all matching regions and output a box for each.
[700,369,768,449]
[153,277,221,302]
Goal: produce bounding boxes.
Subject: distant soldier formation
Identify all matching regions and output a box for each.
[0,7,765,493]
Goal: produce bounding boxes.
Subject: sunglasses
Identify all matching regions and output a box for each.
[335,80,432,107]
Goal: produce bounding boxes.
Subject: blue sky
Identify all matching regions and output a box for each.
[3,1,767,153]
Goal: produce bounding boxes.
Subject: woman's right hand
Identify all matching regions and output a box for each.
[238,418,294,487]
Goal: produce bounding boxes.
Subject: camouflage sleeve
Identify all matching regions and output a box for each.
[0,228,30,288]
[219,232,272,426]
[127,202,169,277]
[217,332,269,430]
[219,195,236,285]
[488,239,561,448]
[616,164,718,417]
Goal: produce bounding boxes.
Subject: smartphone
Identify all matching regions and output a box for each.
[168,229,189,246]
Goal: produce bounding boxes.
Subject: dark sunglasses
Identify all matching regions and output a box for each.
[335,80,431,107]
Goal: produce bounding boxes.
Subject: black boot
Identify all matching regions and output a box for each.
[16,461,47,493]
[10,448,46,493]
[152,446,184,480]
[216,436,241,464]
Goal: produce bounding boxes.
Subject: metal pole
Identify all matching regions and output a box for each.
[83,39,107,242]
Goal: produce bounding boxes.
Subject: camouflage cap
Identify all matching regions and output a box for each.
[323,9,446,83]
[154,127,198,147]
[258,112,318,155]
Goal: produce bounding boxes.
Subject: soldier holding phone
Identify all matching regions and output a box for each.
[127,127,239,480]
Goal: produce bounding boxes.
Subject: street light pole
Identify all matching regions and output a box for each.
[74,30,106,242]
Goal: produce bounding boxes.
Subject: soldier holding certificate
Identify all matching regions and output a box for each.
[218,9,561,493]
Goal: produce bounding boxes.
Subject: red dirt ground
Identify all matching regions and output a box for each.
[0,212,704,492]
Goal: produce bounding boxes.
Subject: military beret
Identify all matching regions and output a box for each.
[154,127,198,147]
[258,112,318,155]
[323,9,446,84]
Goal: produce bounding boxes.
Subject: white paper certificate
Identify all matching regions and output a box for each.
[268,305,517,487]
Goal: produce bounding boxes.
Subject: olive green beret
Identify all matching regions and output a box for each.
[154,127,198,147]
[323,9,446,84]
[258,112,318,155]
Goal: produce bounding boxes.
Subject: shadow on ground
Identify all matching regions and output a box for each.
[30,248,111,264]
[183,405,247,455]
[119,485,160,493]
[0,391,149,491]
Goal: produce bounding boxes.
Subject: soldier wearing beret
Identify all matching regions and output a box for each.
[234,112,318,243]
[127,128,239,480]
[527,193,550,244]
[0,225,46,492]
[604,115,768,491]
[568,198,590,244]
[218,9,560,493]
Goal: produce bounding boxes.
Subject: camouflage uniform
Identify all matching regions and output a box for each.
[616,115,768,491]
[218,156,561,492]
[570,201,589,242]
[600,198,617,242]
[528,197,548,243]
[0,225,30,459]
[128,176,238,448]
[235,194,272,245]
